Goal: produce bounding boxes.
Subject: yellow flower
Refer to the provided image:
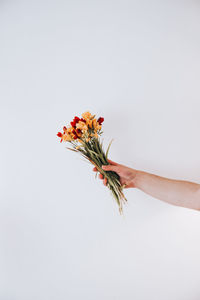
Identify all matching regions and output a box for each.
[91,132,98,138]
[76,121,88,132]
[82,111,95,121]
[86,119,93,128]
[91,119,101,131]
[76,131,82,137]
[92,118,97,127]
[67,127,73,134]
[62,134,72,141]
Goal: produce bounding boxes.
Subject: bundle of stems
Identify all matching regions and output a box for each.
[57,111,127,214]
[67,137,127,214]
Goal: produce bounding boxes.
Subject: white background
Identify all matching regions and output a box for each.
[1,1,200,299]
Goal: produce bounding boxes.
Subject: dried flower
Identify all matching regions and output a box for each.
[56,110,127,214]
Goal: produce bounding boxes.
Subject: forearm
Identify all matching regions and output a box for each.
[134,170,200,210]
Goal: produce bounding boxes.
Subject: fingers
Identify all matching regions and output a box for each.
[99,173,103,179]
[98,172,107,185]
[103,177,107,186]
[92,166,108,186]
[93,158,118,172]
[93,164,118,173]
[107,159,118,166]
[102,164,118,172]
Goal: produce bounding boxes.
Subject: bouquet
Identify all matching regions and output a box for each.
[57,111,127,214]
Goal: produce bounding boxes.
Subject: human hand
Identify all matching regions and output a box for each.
[93,159,138,188]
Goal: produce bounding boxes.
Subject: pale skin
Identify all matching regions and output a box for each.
[93,159,200,211]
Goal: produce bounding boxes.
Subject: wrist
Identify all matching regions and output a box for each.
[132,169,143,189]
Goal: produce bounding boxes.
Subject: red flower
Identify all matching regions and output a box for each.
[70,121,76,127]
[57,132,63,142]
[80,118,86,123]
[57,132,63,137]
[72,129,78,139]
[97,117,104,125]
[70,116,80,128]
[74,116,80,122]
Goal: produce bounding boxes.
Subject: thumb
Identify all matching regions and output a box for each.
[102,164,118,172]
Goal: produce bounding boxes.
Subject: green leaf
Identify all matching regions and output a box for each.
[87,149,101,157]
[105,139,114,160]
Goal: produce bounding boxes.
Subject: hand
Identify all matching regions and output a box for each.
[92,159,138,188]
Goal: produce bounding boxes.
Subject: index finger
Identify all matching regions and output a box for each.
[107,159,118,166]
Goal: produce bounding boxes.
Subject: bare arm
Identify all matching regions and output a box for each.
[93,159,200,211]
[134,170,200,210]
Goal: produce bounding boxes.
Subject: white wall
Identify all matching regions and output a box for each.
[1,1,200,299]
